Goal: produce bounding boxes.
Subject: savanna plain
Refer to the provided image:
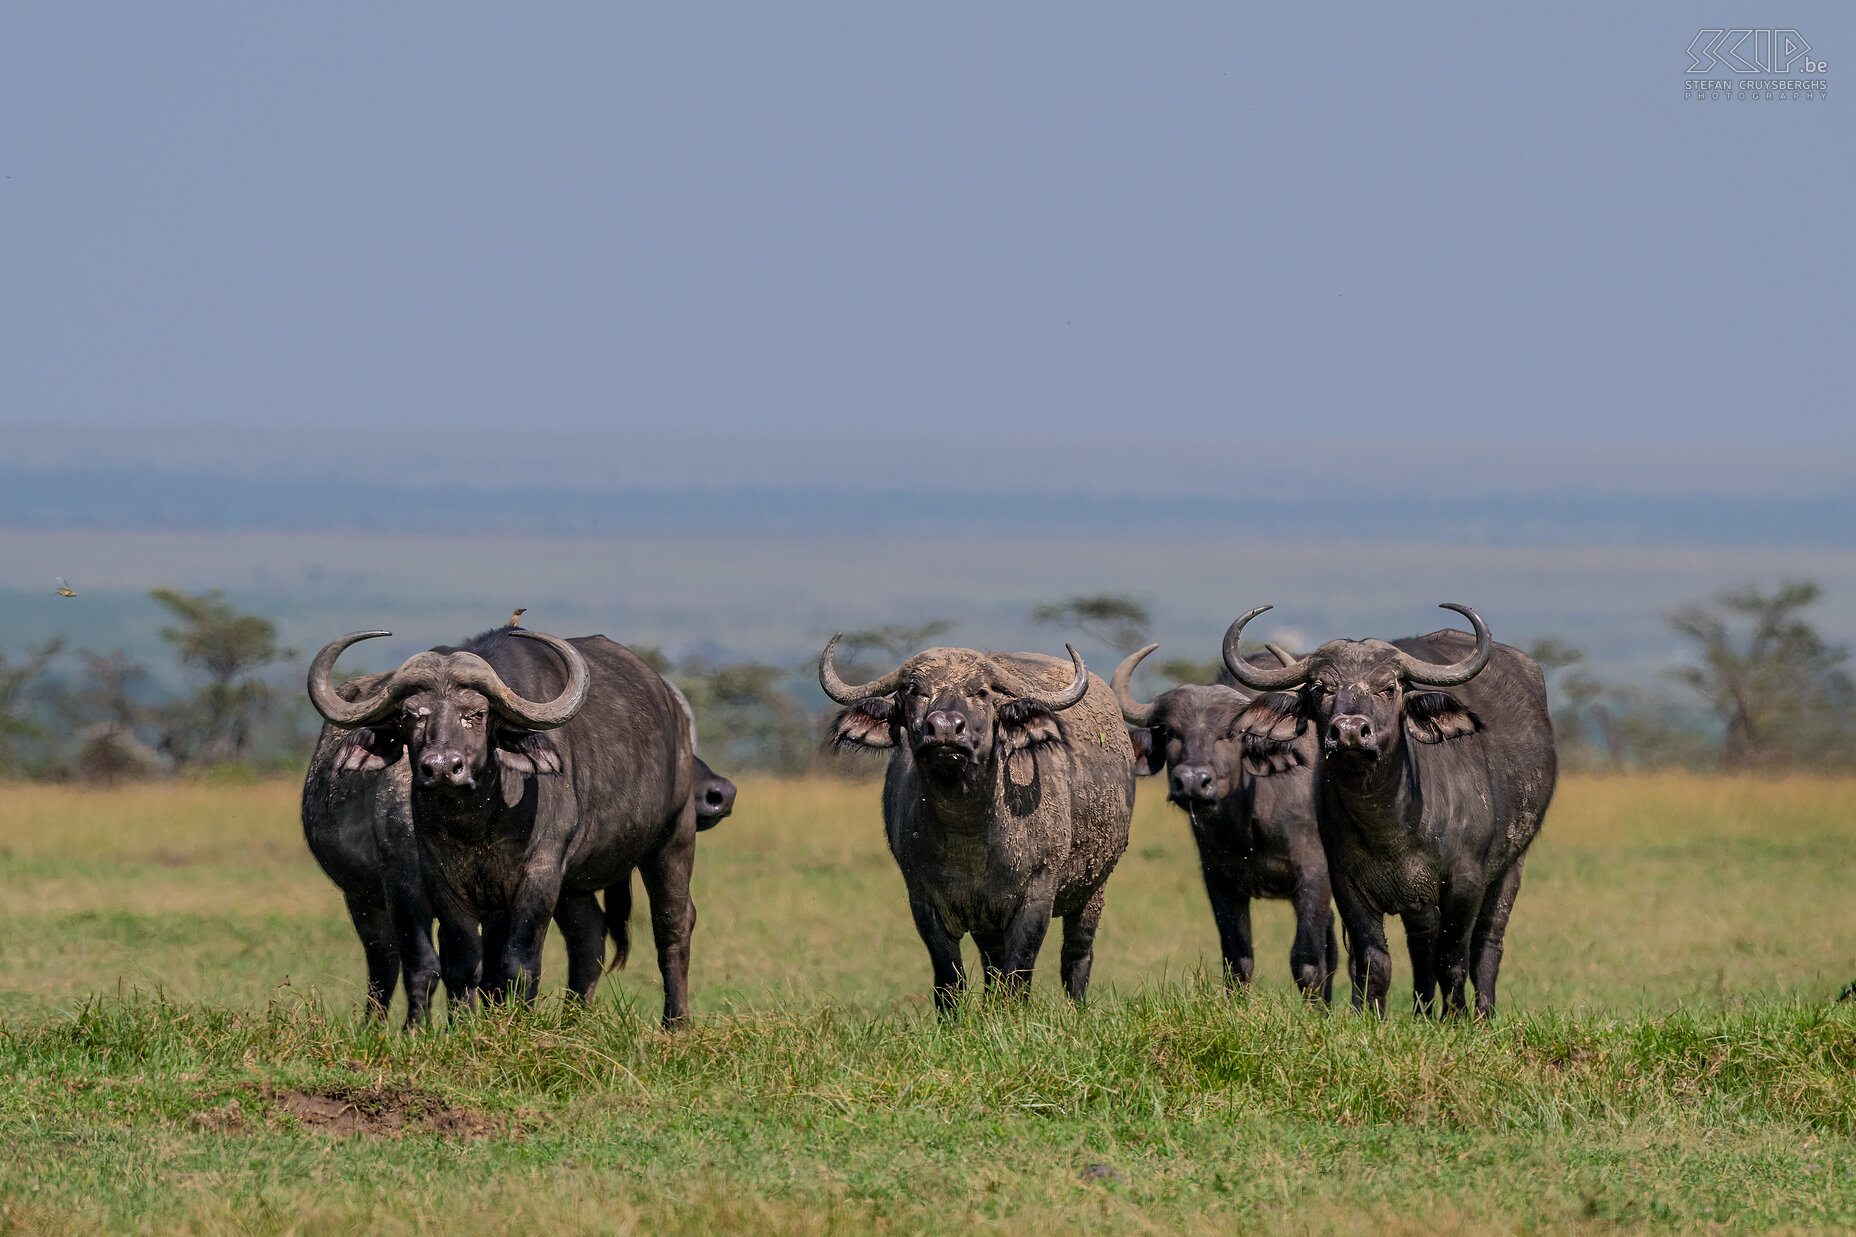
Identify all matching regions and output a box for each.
[2,774,1854,1235]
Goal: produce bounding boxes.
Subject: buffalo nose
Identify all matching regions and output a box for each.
[1169,765,1215,800]
[1327,715,1373,749]
[419,750,469,784]
[926,710,968,744]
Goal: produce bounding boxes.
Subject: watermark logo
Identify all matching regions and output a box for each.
[1685,29,1828,101]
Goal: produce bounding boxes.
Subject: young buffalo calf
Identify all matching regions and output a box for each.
[1114,645,1337,1000]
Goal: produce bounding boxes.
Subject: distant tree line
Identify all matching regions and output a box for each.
[1,581,1851,782]
[1529,580,1856,772]
[1,589,299,781]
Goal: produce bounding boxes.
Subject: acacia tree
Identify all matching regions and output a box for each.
[1030,594,1151,656]
[833,620,955,679]
[0,637,64,776]
[1667,580,1854,769]
[76,649,147,732]
[151,589,295,766]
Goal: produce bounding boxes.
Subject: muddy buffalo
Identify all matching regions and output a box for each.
[306,626,702,1024]
[1223,604,1555,1018]
[821,639,1136,1008]
[1112,645,1336,1000]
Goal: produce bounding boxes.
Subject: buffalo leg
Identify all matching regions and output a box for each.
[394,923,440,1030]
[1332,876,1392,1015]
[907,891,967,1012]
[497,862,572,1005]
[638,809,698,1026]
[375,808,438,1027]
[972,929,1006,989]
[1322,919,1340,1005]
[342,892,399,1022]
[604,873,634,972]
[1288,871,1334,1001]
[480,912,517,1002]
[554,892,608,1003]
[1202,869,1255,987]
[1059,885,1107,1003]
[997,874,1058,996]
[1469,858,1526,1019]
[1434,879,1486,1017]
[437,914,482,1015]
[382,877,440,1029]
[1402,905,1441,1016]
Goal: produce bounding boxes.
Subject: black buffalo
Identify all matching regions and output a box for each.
[822,640,1136,1008]
[1223,604,1556,1018]
[303,672,734,1027]
[1111,645,1336,1000]
[307,626,702,1024]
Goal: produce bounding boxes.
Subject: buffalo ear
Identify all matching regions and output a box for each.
[334,726,402,773]
[1405,692,1482,744]
[831,697,897,750]
[1127,728,1166,776]
[1233,692,1307,742]
[692,756,737,831]
[1241,736,1307,777]
[996,699,1063,752]
[495,729,563,774]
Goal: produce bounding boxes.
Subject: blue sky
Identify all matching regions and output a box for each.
[2,4,1849,445]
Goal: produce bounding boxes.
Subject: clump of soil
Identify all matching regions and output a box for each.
[189,1098,245,1132]
[281,1085,494,1138]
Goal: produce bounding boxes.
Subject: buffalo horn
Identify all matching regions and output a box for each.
[818,634,907,704]
[1393,603,1492,687]
[467,630,590,728]
[1221,607,1312,691]
[1110,644,1160,725]
[306,628,590,731]
[989,645,1089,711]
[306,631,401,727]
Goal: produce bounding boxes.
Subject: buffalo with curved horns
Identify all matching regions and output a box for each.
[306,626,703,1024]
[302,665,735,1025]
[1112,645,1336,1000]
[1222,605,1556,1018]
[823,639,1135,1009]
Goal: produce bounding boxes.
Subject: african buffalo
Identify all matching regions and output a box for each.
[1111,645,1336,1000]
[303,670,736,1026]
[821,639,1136,1008]
[307,626,701,1024]
[1223,604,1556,1018]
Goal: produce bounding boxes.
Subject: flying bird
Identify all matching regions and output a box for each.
[53,578,77,598]
[506,607,526,628]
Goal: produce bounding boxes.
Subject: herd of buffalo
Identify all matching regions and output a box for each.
[301,602,1555,1027]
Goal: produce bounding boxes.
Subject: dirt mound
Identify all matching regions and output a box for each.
[281,1085,494,1138]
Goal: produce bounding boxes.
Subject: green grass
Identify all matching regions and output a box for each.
[2,774,1855,1233]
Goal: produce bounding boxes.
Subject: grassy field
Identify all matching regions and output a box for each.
[1,773,1854,1233]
